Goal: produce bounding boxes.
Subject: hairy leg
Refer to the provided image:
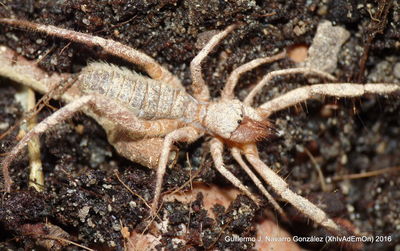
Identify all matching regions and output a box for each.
[190,25,236,101]
[1,46,181,168]
[151,126,203,214]
[257,83,400,117]
[0,45,77,102]
[1,94,180,192]
[244,68,336,106]
[1,95,92,192]
[209,138,261,205]
[221,51,286,100]
[242,144,343,235]
[0,18,183,89]
[231,147,289,223]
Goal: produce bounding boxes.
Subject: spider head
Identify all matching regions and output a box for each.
[202,100,274,144]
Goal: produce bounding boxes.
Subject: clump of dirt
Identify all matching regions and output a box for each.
[154,193,257,250]
[1,0,400,250]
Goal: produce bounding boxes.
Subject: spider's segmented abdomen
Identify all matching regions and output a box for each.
[78,62,199,121]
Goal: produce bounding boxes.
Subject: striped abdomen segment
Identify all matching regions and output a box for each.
[79,62,199,121]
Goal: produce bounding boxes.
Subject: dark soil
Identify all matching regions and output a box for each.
[1,1,399,250]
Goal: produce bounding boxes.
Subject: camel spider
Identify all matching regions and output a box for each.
[1,18,399,236]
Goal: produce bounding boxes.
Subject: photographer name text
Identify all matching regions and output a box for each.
[224,235,392,243]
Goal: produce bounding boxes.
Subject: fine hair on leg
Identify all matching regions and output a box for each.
[1,95,93,192]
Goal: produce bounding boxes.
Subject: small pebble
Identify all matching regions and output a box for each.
[393,62,400,79]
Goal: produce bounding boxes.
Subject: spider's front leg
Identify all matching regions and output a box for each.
[257,82,400,117]
[221,51,287,100]
[190,25,236,101]
[244,68,337,106]
[209,138,261,205]
[242,144,344,235]
[231,147,289,222]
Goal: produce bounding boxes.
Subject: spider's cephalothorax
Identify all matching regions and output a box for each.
[1,18,399,236]
[200,100,274,144]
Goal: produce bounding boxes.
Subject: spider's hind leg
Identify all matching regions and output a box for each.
[0,18,183,89]
[1,95,94,192]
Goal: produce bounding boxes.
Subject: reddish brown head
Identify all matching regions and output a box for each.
[202,100,275,144]
[229,116,275,144]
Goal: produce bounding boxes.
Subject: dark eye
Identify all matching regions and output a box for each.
[237,113,243,124]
